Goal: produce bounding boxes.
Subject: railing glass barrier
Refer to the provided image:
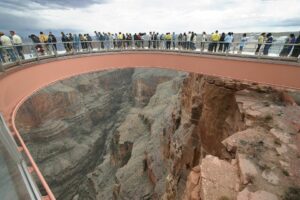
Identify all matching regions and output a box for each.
[0,40,299,71]
[0,114,41,200]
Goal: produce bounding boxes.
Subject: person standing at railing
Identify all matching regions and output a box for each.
[223,32,233,52]
[48,32,57,52]
[117,32,123,49]
[0,32,17,62]
[79,34,86,50]
[263,33,273,55]
[159,33,164,49]
[200,32,207,51]
[156,32,160,49]
[152,32,157,49]
[165,32,172,49]
[279,34,296,57]
[177,33,183,50]
[291,33,300,58]
[39,32,50,55]
[10,31,25,60]
[108,32,113,49]
[183,32,187,49]
[73,34,80,52]
[238,33,248,53]
[68,33,74,52]
[100,32,106,49]
[148,32,152,49]
[61,32,70,53]
[0,41,5,63]
[218,32,226,52]
[187,31,192,50]
[86,34,93,50]
[94,31,101,50]
[191,32,197,50]
[255,32,265,55]
[210,30,220,52]
[172,32,176,49]
[29,34,44,55]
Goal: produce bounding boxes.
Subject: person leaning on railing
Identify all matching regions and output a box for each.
[39,32,50,55]
[238,33,248,53]
[200,32,207,51]
[291,33,300,58]
[223,32,233,53]
[210,30,220,52]
[0,32,17,62]
[218,32,226,52]
[255,32,265,55]
[61,32,70,53]
[10,31,25,60]
[165,32,172,49]
[263,33,273,55]
[29,34,44,55]
[279,34,296,57]
[48,32,57,52]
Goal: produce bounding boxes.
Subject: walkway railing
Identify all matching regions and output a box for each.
[0,113,43,200]
[0,40,299,71]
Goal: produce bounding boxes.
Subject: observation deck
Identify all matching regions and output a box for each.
[0,41,299,200]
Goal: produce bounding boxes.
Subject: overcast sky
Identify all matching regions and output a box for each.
[0,0,299,36]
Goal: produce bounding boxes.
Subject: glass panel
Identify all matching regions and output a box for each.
[0,141,31,200]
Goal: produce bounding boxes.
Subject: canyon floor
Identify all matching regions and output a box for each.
[15,68,300,200]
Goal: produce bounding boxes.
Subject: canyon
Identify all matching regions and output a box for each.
[15,68,300,200]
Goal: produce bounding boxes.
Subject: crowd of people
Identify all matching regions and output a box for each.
[0,30,300,63]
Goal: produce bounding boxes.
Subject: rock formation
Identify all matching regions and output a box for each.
[15,68,300,200]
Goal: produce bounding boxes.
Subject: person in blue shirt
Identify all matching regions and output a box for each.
[172,32,176,49]
[239,33,248,53]
[73,34,80,52]
[263,33,273,55]
[223,32,233,52]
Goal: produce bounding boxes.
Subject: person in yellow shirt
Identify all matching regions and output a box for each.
[210,30,220,52]
[39,31,50,54]
[39,32,48,43]
[165,33,172,49]
[117,32,123,48]
[255,32,265,55]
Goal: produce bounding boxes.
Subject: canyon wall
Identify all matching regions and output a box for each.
[15,68,300,200]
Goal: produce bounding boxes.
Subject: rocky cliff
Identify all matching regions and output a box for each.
[15,68,300,200]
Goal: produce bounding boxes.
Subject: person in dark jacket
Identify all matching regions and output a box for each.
[291,33,300,58]
[280,34,296,57]
[86,34,93,50]
[218,32,226,52]
[48,32,57,52]
[61,32,70,52]
[263,33,273,55]
[29,34,44,55]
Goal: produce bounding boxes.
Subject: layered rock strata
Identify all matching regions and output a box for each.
[15,68,300,200]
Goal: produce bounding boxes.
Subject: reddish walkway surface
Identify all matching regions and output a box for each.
[0,52,300,199]
[1,52,300,121]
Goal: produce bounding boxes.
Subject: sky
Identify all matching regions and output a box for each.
[0,0,299,36]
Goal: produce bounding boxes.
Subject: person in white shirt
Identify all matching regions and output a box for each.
[10,31,24,59]
[201,32,207,51]
[0,32,17,62]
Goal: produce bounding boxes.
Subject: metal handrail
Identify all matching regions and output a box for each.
[0,39,299,70]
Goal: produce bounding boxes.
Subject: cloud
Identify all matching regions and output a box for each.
[0,0,299,36]
[0,0,106,9]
